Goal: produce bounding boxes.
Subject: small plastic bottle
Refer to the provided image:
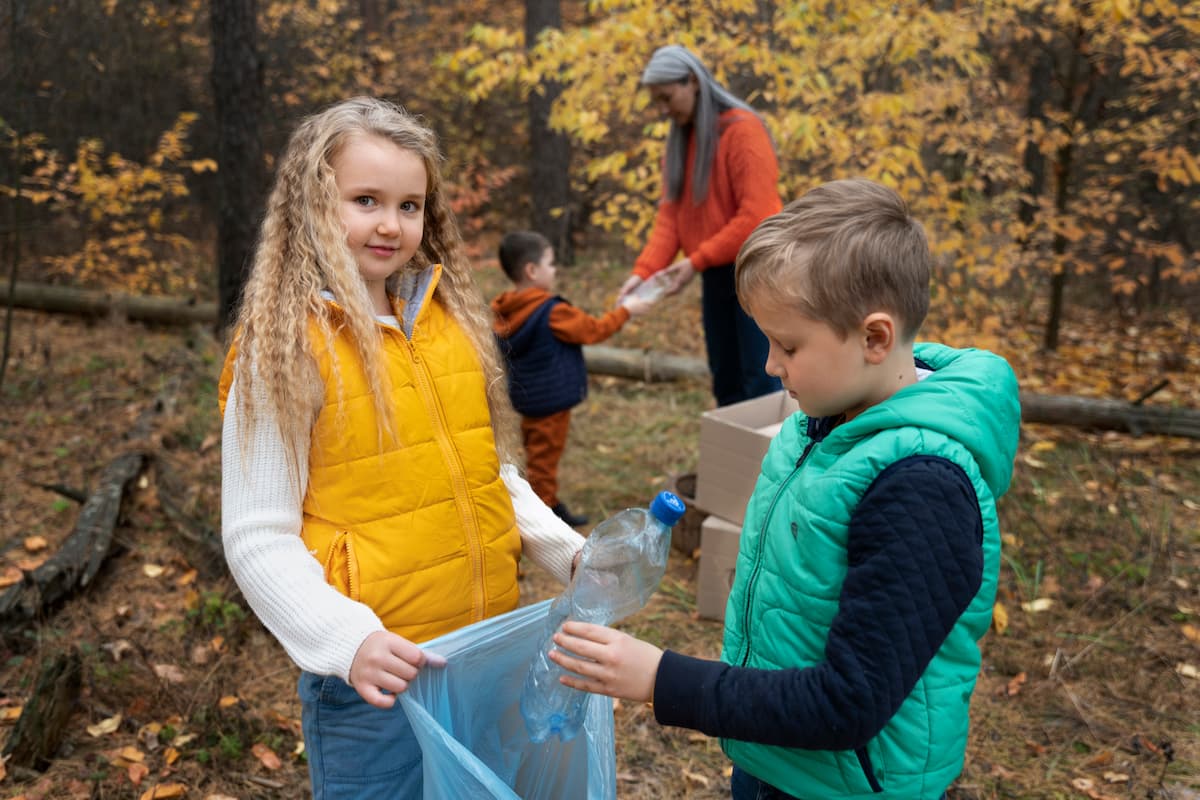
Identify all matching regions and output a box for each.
[620,272,672,308]
[520,491,686,743]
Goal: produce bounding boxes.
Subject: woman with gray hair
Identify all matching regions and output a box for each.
[616,44,782,406]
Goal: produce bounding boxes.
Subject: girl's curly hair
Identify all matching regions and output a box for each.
[229,96,519,482]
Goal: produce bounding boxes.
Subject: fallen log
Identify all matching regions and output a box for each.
[1,649,82,771]
[1,280,215,325]
[5,282,1198,438]
[583,344,710,382]
[0,452,144,635]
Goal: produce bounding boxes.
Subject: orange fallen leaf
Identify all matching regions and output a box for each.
[1000,671,1027,697]
[176,568,197,587]
[127,762,150,785]
[218,696,240,709]
[0,566,22,588]
[118,746,145,763]
[23,536,48,553]
[139,784,187,800]
[1182,624,1200,644]
[251,742,282,770]
[992,601,1009,634]
[1,706,22,723]
[164,747,180,765]
[12,556,46,571]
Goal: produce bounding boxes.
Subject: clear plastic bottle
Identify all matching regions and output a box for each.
[620,272,672,308]
[520,491,687,743]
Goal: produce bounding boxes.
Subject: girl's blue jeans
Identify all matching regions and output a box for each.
[299,671,422,800]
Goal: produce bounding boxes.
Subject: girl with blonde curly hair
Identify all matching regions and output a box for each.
[218,96,585,799]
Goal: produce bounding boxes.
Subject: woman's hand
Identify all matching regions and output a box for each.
[616,274,643,305]
[348,630,447,708]
[548,621,662,703]
[661,258,696,296]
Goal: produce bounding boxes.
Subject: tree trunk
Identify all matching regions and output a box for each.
[211,0,265,333]
[0,281,216,325]
[1,649,82,771]
[525,0,573,264]
[0,453,144,636]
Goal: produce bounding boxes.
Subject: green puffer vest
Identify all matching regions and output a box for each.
[721,344,1020,799]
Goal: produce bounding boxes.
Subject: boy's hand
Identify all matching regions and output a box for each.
[622,295,653,317]
[549,621,662,703]
[348,630,448,709]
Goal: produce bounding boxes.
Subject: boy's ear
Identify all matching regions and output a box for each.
[521,261,538,282]
[861,312,897,364]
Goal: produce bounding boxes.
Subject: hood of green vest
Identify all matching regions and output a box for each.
[831,343,1020,498]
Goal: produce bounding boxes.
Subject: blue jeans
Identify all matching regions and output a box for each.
[299,671,422,800]
[731,765,949,799]
[731,766,802,800]
[701,264,781,407]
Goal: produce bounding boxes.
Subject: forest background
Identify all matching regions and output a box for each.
[0,1,1198,799]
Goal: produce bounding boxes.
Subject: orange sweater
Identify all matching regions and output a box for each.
[633,109,782,278]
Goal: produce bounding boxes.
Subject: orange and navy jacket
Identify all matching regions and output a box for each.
[491,286,631,418]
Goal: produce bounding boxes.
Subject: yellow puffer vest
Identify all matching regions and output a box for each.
[218,266,522,643]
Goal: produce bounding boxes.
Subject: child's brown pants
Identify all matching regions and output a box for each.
[520,409,571,507]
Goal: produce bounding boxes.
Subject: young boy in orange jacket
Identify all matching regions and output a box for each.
[491,231,652,526]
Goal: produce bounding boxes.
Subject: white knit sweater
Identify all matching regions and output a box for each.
[221,317,585,682]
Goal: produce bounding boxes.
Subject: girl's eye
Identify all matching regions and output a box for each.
[355,196,376,207]
[401,200,423,213]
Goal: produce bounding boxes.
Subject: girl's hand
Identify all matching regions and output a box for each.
[548,621,662,703]
[348,630,448,709]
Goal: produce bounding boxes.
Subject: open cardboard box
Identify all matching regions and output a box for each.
[696,515,742,622]
[695,391,799,526]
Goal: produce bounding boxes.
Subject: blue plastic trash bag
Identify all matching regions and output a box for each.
[399,599,616,800]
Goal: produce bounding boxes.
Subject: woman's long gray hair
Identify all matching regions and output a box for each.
[641,45,763,205]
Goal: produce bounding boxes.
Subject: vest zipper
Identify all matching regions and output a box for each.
[403,329,487,623]
[738,438,815,667]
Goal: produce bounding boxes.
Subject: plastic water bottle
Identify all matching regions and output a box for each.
[620,272,672,308]
[520,491,687,743]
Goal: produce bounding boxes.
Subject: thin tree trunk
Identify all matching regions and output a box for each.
[1,0,24,391]
[525,0,572,264]
[211,0,265,332]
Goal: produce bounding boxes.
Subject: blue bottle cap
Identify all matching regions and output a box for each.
[650,491,687,527]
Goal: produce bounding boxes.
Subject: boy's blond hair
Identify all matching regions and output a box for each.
[735,178,931,341]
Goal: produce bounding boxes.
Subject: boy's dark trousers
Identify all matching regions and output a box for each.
[520,409,571,506]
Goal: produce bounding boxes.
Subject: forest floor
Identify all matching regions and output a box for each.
[0,256,1198,800]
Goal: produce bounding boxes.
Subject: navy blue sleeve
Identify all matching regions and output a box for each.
[652,456,983,749]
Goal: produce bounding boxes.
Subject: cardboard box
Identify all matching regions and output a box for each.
[695,391,798,526]
[696,515,742,622]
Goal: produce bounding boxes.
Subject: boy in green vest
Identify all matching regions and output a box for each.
[548,178,1021,799]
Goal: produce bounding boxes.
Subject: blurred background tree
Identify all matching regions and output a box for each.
[0,0,1195,348]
